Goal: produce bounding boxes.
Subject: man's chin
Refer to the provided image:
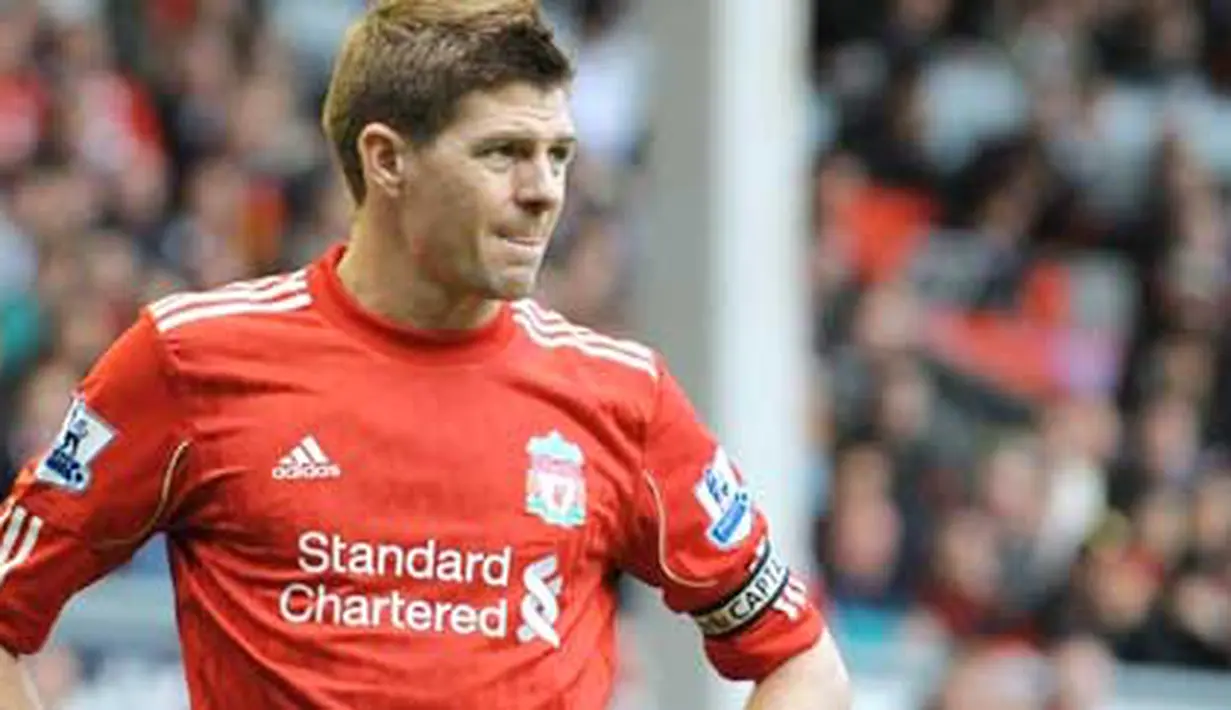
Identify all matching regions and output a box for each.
[487,272,539,301]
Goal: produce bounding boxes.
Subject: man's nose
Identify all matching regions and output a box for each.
[514,158,563,216]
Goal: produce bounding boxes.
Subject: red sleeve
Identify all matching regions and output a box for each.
[0,312,191,655]
[619,362,823,681]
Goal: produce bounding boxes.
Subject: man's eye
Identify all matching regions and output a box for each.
[549,146,574,165]
[480,144,518,162]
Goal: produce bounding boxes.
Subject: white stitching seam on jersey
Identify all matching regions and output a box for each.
[149,270,308,319]
[513,313,658,379]
[515,300,655,362]
[218,271,303,292]
[154,292,313,333]
[96,439,191,549]
[640,469,717,590]
[513,300,657,365]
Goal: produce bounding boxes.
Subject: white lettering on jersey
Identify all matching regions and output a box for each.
[278,583,510,637]
[294,532,512,586]
[691,539,792,637]
[280,532,566,645]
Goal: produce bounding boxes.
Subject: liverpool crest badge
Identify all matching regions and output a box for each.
[525,431,586,528]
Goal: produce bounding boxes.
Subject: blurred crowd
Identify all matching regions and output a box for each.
[810,0,1231,708]
[3,0,1231,708]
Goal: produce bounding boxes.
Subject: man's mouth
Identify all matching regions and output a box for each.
[497,232,545,247]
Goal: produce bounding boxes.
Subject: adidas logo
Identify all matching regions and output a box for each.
[272,436,342,481]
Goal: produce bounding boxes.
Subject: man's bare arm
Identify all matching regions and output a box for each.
[745,629,851,710]
[0,648,42,710]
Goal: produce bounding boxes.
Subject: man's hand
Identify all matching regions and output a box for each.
[0,648,43,710]
[745,629,851,709]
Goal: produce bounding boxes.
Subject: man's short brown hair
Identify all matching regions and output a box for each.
[321,0,574,203]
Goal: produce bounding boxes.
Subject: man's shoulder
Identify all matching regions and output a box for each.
[144,269,316,340]
[138,269,321,378]
[508,299,660,384]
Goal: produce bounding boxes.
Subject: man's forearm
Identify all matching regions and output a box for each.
[746,629,851,710]
[0,649,42,710]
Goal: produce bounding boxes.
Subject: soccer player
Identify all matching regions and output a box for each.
[0,1,850,708]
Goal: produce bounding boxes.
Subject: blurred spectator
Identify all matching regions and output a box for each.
[917,509,1006,640]
[538,204,629,330]
[10,358,78,465]
[1034,397,1115,582]
[1129,486,1189,577]
[1094,0,1202,85]
[1109,390,1201,510]
[565,0,648,166]
[1049,634,1116,710]
[839,59,940,192]
[0,1,48,175]
[1189,472,1231,570]
[158,154,268,286]
[925,643,1051,710]
[816,441,910,613]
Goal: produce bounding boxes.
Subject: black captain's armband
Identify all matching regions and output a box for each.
[690,539,790,638]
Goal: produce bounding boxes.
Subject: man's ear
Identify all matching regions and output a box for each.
[357,123,408,198]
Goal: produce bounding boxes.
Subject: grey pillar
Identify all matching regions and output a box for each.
[631,0,812,708]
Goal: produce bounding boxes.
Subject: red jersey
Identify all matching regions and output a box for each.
[0,244,823,709]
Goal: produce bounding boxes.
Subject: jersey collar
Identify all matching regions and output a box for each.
[308,242,516,365]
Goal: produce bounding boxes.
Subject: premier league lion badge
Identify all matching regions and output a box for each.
[525,431,586,528]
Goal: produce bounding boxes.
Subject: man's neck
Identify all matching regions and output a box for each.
[336,214,501,332]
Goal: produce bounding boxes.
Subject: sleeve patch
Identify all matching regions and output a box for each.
[691,539,790,638]
[33,397,115,494]
[693,447,753,549]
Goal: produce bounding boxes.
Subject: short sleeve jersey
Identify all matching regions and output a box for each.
[0,244,823,709]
